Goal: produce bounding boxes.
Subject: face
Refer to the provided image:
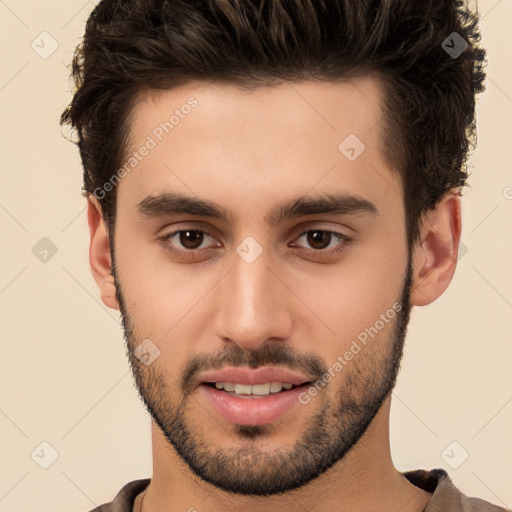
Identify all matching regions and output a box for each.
[111,77,412,495]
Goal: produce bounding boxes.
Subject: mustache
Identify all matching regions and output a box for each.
[180,340,328,395]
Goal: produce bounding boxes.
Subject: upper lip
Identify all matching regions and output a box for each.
[199,366,313,387]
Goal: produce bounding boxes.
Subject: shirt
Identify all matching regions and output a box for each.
[86,468,511,512]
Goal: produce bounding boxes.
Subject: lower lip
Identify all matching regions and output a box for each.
[199,384,308,426]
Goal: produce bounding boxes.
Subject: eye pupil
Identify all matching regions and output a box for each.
[180,230,204,249]
[307,230,330,250]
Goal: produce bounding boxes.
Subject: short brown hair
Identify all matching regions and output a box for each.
[61,0,486,247]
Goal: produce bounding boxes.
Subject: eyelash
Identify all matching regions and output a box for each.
[158,227,352,261]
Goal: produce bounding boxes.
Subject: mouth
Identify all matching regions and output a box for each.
[196,367,316,425]
[202,381,311,398]
[199,380,314,426]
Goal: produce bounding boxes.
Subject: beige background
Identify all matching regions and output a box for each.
[0,1,511,511]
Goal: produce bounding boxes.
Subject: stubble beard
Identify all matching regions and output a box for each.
[112,251,413,495]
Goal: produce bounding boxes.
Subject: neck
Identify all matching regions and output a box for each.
[141,396,431,512]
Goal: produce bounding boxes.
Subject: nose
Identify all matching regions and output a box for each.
[213,246,293,351]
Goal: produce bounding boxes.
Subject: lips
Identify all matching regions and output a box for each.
[199,382,310,425]
[196,366,316,425]
[198,366,313,387]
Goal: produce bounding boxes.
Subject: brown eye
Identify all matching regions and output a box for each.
[295,229,347,252]
[178,230,205,250]
[290,227,353,260]
[306,230,332,250]
[159,228,221,260]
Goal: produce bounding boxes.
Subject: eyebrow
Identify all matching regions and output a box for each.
[136,191,378,226]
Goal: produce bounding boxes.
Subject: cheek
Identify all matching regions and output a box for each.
[117,261,217,341]
[287,244,408,366]
[113,221,215,348]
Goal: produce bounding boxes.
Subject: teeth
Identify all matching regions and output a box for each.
[234,383,252,395]
[212,381,297,395]
[270,381,283,393]
[251,383,270,395]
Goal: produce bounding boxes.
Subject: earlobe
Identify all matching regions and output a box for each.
[87,196,119,310]
[410,190,462,307]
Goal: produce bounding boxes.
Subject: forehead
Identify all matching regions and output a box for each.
[129,76,385,151]
[119,76,402,223]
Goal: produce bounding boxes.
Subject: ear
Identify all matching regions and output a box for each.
[410,189,462,307]
[87,195,119,310]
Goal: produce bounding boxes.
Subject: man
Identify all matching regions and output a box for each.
[61,0,508,511]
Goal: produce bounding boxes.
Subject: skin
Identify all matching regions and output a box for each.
[87,76,461,512]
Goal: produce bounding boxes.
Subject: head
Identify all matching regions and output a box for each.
[61,0,486,496]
